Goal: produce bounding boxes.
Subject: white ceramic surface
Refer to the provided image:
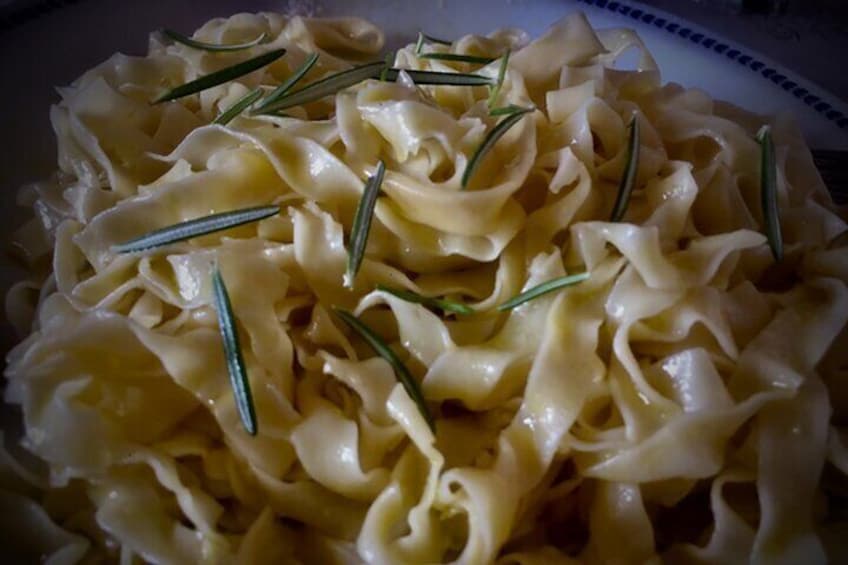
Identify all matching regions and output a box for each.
[0,0,845,349]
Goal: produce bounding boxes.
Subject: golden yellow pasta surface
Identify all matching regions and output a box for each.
[3,11,848,565]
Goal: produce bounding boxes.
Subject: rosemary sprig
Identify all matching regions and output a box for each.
[609,117,640,222]
[255,62,493,114]
[384,68,494,86]
[415,32,426,54]
[334,308,435,431]
[489,103,529,116]
[377,284,475,315]
[345,161,386,288]
[161,28,268,52]
[212,268,258,435]
[252,52,319,113]
[256,61,384,113]
[486,49,511,108]
[758,125,782,261]
[112,205,280,254]
[153,48,286,103]
[415,31,452,54]
[462,106,533,189]
[380,52,394,82]
[214,87,263,125]
[419,53,495,65]
[498,272,590,311]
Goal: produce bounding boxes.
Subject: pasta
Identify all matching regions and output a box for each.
[3,9,848,564]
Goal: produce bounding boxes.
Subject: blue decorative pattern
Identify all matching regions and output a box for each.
[577,0,847,130]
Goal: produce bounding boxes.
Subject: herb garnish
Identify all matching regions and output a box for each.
[462,106,534,189]
[153,48,286,103]
[415,32,452,53]
[212,268,258,435]
[161,28,269,52]
[214,87,263,125]
[254,61,384,113]
[497,272,590,311]
[252,52,319,113]
[420,53,495,64]
[609,117,640,222]
[377,284,474,315]
[486,50,511,108]
[334,308,435,431]
[758,125,782,261]
[345,161,386,288]
[112,205,279,254]
[255,62,493,114]
[489,103,529,116]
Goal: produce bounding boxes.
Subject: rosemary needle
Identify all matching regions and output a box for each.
[462,106,534,189]
[498,272,590,311]
[256,62,493,114]
[758,125,782,261]
[212,268,258,436]
[609,117,640,223]
[252,52,319,113]
[377,284,475,315]
[345,161,386,288]
[334,308,435,431]
[213,87,263,125]
[112,205,280,254]
[153,48,286,103]
[161,28,269,52]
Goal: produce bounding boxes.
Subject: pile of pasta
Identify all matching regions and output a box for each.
[3,11,848,564]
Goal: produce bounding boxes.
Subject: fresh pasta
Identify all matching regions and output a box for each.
[3,10,848,565]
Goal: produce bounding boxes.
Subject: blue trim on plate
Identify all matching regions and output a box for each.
[578,0,847,130]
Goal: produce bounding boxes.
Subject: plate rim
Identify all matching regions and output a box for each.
[578,0,848,132]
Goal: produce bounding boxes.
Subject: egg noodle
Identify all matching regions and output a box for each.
[3,11,848,564]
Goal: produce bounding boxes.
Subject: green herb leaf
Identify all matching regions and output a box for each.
[376,284,475,315]
[462,106,533,189]
[345,161,386,288]
[380,52,394,82]
[609,117,641,222]
[161,28,268,52]
[255,62,493,114]
[486,49,511,108]
[416,31,452,54]
[498,272,590,311]
[419,53,495,65]
[489,103,531,117]
[334,308,435,431]
[252,52,319,113]
[113,205,280,254]
[758,125,782,261]
[212,268,258,435]
[256,61,385,113]
[415,31,494,65]
[153,48,286,103]
[383,68,494,86]
[214,87,263,125]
